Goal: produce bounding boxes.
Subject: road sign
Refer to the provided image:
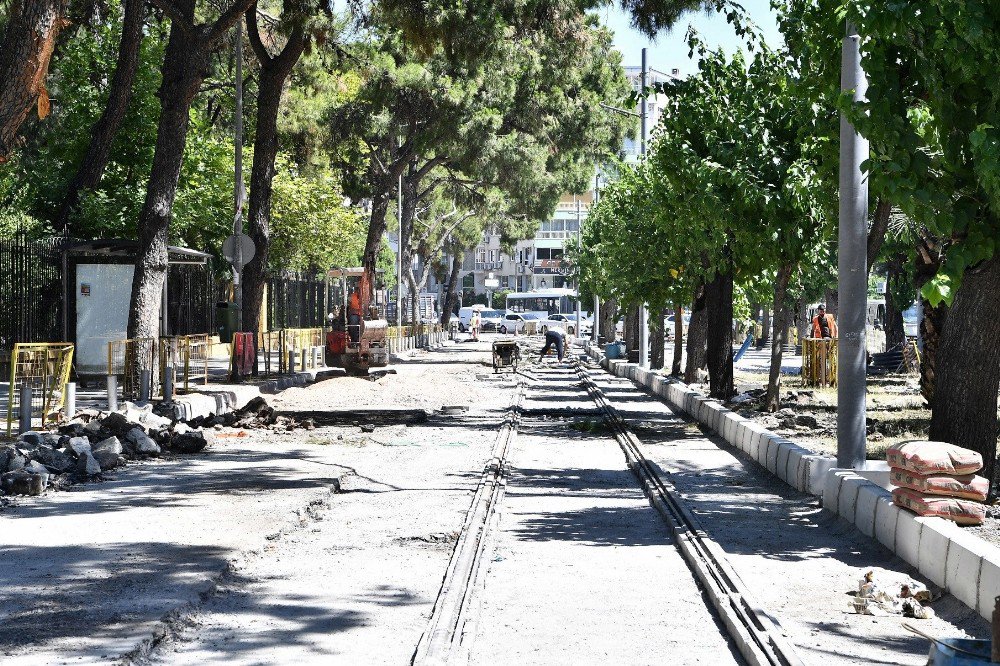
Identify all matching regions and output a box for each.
[484,278,500,288]
[222,233,255,265]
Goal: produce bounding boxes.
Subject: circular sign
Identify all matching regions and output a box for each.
[222,233,255,265]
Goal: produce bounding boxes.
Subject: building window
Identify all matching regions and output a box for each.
[477,248,486,265]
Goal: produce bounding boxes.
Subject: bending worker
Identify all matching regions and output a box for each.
[811,303,838,339]
[539,326,566,362]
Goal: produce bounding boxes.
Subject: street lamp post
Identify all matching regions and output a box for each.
[837,21,869,469]
[592,174,601,343]
[638,47,650,368]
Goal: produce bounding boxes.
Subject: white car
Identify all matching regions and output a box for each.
[500,312,540,334]
[541,313,589,336]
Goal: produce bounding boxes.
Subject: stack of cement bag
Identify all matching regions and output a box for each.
[887,441,988,526]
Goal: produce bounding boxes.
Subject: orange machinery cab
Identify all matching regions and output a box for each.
[325,267,389,375]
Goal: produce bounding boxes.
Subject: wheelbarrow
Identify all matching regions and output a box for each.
[492,340,520,373]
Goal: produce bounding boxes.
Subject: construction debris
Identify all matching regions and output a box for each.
[850,570,937,618]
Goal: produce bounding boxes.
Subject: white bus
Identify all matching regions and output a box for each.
[505,288,578,318]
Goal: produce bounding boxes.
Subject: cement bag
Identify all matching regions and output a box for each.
[889,467,989,502]
[885,441,982,476]
[892,487,986,526]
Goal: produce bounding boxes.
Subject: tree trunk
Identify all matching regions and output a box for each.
[884,253,907,351]
[127,8,209,342]
[929,255,1000,497]
[760,305,771,347]
[649,307,665,370]
[765,263,794,411]
[126,0,256,351]
[794,298,809,350]
[704,269,734,399]
[919,299,947,404]
[599,297,618,343]
[685,285,707,383]
[242,14,306,375]
[671,304,683,376]
[824,287,839,319]
[0,0,67,162]
[625,305,640,363]
[440,252,462,325]
[54,0,145,229]
[867,197,892,271]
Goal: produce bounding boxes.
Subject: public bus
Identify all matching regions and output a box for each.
[505,288,578,318]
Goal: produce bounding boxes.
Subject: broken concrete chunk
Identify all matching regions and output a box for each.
[76,451,102,476]
[0,445,27,474]
[83,420,103,434]
[18,431,44,447]
[125,427,160,456]
[93,436,122,455]
[92,449,124,470]
[57,422,87,437]
[169,429,210,454]
[30,445,75,473]
[102,412,143,437]
[795,414,819,428]
[65,437,92,457]
[1,470,44,495]
[23,460,50,486]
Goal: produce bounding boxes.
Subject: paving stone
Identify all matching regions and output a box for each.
[918,519,959,588]
[977,557,1000,618]
[853,483,888,538]
[873,496,902,551]
[944,529,990,613]
[837,475,866,524]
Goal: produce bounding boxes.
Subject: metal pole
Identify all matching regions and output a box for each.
[638,47,650,368]
[837,21,869,469]
[65,382,76,419]
[397,173,403,339]
[106,375,118,411]
[234,24,245,332]
[19,383,32,433]
[593,175,600,343]
[575,197,582,339]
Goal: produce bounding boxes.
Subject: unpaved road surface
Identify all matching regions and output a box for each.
[0,336,990,665]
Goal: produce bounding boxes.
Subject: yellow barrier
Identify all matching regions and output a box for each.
[802,337,838,387]
[280,328,323,372]
[7,343,75,436]
[108,337,159,400]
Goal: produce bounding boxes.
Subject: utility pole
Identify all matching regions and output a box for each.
[397,173,403,341]
[638,47,649,368]
[233,24,244,331]
[575,196,582,337]
[592,174,600,343]
[837,21,869,469]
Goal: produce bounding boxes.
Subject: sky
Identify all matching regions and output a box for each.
[594,1,783,75]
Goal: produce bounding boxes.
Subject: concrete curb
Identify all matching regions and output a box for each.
[583,342,1000,621]
[167,369,340,421]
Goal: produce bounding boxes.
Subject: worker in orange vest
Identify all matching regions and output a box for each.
[811,304,838,339]
[348,288,362,343]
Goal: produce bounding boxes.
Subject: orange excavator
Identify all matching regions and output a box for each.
[325,267,389,375]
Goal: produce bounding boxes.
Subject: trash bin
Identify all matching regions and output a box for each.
[216,301,239,343]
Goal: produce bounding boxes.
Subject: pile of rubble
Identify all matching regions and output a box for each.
[213,396,316,432]
[0,402,217,497]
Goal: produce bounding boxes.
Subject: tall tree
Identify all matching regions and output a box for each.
[126,0,258,343]
[54,0,145,228]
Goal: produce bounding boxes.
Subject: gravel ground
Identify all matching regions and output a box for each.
[586,361,991,665]
[468,359,743,665]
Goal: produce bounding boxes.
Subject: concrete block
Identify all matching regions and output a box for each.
[736,421,753,452]
[775,443,793,482]
[697,400,712,427]
[978,557,1000,619]
[944,530,989,613]
[837,475,866,524]
[725,415,745,446]
[748,430,768,462]
[873,496,902,551]
[854,483,889,538]
[822,469,851,512]
[783,447,807,490]
[895,511,925,567]
[918,519,960,588]
[764,436,782,472]
[805,455,837,496]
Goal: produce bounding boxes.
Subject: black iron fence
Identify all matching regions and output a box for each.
[266,272,327,330]
[0,233,64,352]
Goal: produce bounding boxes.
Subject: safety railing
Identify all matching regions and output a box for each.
[801,337,838,387]
[108,337,159,401]
[6,343,75,435]
[280,327,323,372]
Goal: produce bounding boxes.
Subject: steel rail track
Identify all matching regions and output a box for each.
[574,359,805,666]
[411,380,522,666]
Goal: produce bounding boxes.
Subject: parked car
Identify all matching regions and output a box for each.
[541,313,590,336]
[902,303,919,338]
[500,312,540,334]
[457,305,484,332]
[664,312,691,339]
[479,309,504,332]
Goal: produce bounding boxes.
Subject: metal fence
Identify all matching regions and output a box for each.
[6,343,75,435]
[267,272,327,330]
[802,338,838,387]
[0,234,64,361]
